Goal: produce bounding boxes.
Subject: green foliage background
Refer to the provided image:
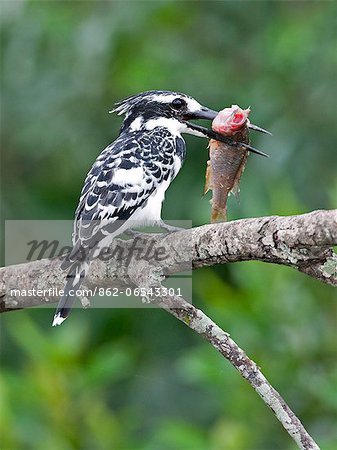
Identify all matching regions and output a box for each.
[1,1,336,449]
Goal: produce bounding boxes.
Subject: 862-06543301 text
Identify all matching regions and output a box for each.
[9,287,184,299]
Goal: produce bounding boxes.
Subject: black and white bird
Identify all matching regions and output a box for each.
[52,90,269,326]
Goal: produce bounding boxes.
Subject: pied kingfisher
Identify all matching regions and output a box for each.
[52,90,268,326]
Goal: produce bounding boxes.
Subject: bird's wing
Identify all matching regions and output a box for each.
[62,132,174,268]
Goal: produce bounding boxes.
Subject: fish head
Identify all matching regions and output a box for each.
[212,106,251,135]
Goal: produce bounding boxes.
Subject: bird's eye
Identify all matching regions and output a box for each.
[171,98,186,110]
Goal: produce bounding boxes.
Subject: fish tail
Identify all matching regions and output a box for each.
[211,206,227,223]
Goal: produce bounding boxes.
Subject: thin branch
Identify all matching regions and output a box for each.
[168,300,320,450]
[127,261,320,450]
[169,300,320,449]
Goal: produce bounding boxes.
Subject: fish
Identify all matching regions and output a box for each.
[204,105,251,223]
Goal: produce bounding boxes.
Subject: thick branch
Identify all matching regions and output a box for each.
[1,210,336,311]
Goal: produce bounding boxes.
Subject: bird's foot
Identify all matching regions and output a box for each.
[124,229,144,239]
[157,221,185,234]
[124,229,158,239]
[124,223,185,240]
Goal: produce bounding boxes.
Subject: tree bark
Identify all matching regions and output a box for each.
[1,210,336,311]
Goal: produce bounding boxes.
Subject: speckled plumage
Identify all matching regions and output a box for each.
[52,90,200,326]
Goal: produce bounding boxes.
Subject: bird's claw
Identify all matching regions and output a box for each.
[124,229,145,239]
[125,223,184,239]
[124,229,159,239]
[157,221,185,234]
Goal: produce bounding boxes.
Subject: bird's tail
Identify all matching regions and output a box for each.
[52,261,89,326]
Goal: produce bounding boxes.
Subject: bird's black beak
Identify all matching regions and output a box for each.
[190,107,219,121]
[183,107,271,158]
[247,122,272,136]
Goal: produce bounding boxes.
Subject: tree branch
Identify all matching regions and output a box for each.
[1,209,335,448]
[167,300,320,450]
[124,257,321,449]
[1,210,336,311]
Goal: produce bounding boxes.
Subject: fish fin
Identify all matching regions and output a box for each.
[203,161,212,196]
[231,182,241,203]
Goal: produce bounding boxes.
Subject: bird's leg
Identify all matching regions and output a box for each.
[124,222,185,239]
[157,220,185,234]
[124,229,159,239]
[124,229,146,238]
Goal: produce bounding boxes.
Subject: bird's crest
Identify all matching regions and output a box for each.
[110,90,188,116]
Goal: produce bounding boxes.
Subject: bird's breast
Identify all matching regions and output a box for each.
[133,179,171,225]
